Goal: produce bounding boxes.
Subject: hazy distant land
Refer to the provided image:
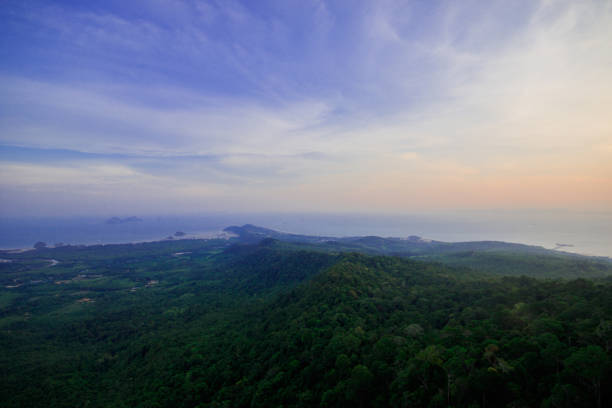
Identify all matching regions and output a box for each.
[1,212,611,257]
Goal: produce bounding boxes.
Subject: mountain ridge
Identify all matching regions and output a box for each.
[222,224,612,279]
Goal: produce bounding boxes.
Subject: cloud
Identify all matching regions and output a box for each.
[400,152,419,160]
[0,76,338,157]
[0,0,611,214]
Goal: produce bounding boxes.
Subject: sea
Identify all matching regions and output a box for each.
[1,210,611,258]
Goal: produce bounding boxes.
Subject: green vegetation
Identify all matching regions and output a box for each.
[421,250,612,279]
[226,224,612,279]
[1,230,611,407]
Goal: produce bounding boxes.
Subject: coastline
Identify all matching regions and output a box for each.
[2,213,611,258]
[1,230,610,261]
[0,230,237,253]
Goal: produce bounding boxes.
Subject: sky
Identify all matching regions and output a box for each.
[0,0,611,216]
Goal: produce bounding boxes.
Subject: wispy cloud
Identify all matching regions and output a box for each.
[0,0,611,214]
[0,76,337,156]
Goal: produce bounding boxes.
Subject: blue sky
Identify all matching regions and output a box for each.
[1,0,611,215]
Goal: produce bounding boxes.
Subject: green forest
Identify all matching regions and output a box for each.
[1,228,611,407]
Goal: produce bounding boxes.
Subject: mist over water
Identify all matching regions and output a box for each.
[1,211,610,258]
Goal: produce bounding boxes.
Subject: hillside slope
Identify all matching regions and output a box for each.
[225,224,612,279]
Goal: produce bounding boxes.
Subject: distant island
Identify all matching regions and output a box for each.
[106,216,143,225]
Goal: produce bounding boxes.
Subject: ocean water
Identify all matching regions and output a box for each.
[0,211,610,258]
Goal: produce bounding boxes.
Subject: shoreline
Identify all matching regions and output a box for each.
[0,230,237,253]
[1,231,610,261]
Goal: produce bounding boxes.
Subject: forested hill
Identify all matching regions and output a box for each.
[1,238,611,407]
[200,253,612,407]
[224,224,612,279]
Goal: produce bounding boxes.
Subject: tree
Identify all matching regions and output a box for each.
[346,365,373,407]
[563,345,609,408]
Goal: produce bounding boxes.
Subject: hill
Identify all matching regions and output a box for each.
[1,239,611,407]
[224,224,612,279]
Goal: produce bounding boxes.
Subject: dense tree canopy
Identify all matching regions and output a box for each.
[1,238,611,407]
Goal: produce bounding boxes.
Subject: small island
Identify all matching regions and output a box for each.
[106,216,143,225]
